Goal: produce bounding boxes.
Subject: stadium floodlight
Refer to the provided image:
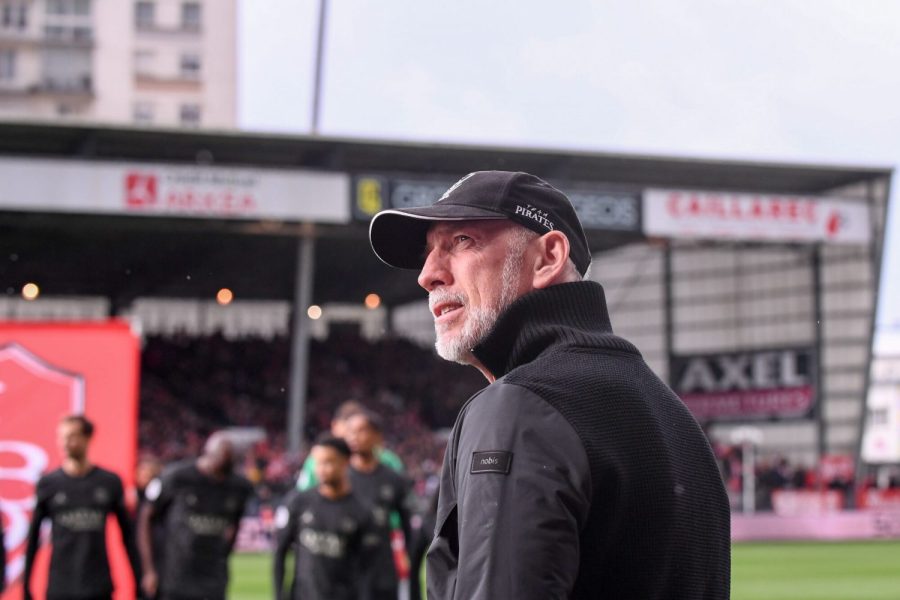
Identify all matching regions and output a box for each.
[21,282,40,301]
[364,293,381,309]
[216,288,234,306]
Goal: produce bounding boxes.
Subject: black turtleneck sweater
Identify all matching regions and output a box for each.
[426,281,731,600]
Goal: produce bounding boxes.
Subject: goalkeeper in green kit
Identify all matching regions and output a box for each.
[297,401,404,492]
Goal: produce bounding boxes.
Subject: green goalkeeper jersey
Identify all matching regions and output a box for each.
[297,446,404,489]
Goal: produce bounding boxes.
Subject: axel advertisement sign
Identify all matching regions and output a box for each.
[670,347,817,421]
[0,322,139,600]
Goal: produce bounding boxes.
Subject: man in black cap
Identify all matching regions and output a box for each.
[369,171,731,599]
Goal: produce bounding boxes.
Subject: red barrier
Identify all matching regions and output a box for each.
[857,488,900,509]
[0,322,139,600]
[771,489,844,516]
[732,510,900,541]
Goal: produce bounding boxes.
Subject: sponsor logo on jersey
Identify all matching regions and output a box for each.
[299,529,345,559]
[186,513,230,536]
[57,508,105,531]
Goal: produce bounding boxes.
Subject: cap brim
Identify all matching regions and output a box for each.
[369,204,506,270]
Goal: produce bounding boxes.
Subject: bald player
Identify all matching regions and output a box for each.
[138,432,253,600]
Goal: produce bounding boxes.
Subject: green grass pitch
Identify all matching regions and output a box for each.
[229,540,900,599]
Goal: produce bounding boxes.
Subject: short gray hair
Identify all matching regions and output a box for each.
[508,224,590,282]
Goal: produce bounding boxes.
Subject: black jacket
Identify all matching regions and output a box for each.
[426,282,731,599]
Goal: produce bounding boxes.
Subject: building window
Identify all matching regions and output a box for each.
[179,53,200,79]
[47,0,88,15]
[135,1,154,29]
[0,49,15,81]
[133,102,154,124]
[72,25,91,40]
[44,24,65,39]
[181,1,200,29]
[15,1,27,27]
[43,22,92,41]
[134,49,155,76]
[869,408,889,426]
[179,103,201,127]
[2,2,27,29]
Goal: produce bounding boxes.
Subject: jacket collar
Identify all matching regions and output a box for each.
[472,281,640,379]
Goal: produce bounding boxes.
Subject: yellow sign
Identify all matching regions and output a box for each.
[356,178,383,216]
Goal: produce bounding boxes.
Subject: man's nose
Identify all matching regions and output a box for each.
[417,249,452,292]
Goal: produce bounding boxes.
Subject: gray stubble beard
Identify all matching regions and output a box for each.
[433,236,528,365]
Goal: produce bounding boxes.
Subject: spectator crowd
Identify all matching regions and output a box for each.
[138,332,485,503]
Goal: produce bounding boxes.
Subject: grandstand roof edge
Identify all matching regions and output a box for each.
[0,121,891,192]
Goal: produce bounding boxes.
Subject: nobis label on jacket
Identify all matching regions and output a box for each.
[470,451,513,474]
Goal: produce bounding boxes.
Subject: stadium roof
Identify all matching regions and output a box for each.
[0,121,892,308]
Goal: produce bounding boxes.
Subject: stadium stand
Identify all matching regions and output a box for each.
[138,332,485,502]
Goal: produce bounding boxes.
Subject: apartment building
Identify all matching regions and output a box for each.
[0,0,236,128]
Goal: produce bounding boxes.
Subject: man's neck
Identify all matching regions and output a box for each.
[197,457,227,480]
[318,480,350,500]
[62,457,92,477]
[469,355,496,383]
[351,452,378,473]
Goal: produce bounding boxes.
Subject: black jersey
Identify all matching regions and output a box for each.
[24,466,135,599]
[348,464,412,594]
[273,489,376,600]
[145,460,252,600]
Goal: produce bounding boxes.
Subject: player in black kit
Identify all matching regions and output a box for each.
[137,432,252,600]
[273,434,376,600]
[345,412,413,600]
[23,415,139,600]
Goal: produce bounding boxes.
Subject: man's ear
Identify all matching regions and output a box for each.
[531,230,570,289]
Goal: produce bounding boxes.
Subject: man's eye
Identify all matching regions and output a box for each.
[454,235,471,244]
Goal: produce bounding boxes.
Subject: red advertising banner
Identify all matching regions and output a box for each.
[0,322,139,600]
[644,188,871,244]
[771,490,845,516]
[857,488,900,509]
[819,454,855,485]
[732,510,900,541]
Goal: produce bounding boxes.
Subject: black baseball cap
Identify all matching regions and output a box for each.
[368,171,591,275]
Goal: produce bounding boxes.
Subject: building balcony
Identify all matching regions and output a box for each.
[135,23,203,37]
[134,71,202,91]
[0,30,44,49]
[0,75,95,97]
[0,31,93,49]
[42,28,94,48]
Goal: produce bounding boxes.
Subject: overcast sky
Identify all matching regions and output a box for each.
[239,0,900,351]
